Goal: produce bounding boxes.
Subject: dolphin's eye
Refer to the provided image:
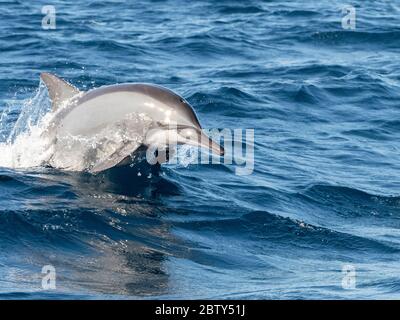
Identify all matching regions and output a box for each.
[179,128,197,139]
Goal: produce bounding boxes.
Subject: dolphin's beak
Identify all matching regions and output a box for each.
[197,130,225,156]
[176,128,224,156]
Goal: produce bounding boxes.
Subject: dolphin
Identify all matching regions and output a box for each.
[39,73,224,173]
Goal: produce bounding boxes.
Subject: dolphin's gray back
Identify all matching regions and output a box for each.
[74,83,201,129]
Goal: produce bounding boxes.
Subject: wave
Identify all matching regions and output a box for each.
[188,87,265,117]
[308,31,400,47]
[175,210,400,255]
[216,4,265,15]
[273,10,320,17]
[298,184,400,218]
[341,128,392,141]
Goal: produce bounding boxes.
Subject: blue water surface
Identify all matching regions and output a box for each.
[0,0,400,299]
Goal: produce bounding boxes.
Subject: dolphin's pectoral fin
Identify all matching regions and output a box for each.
[89,141,142,173]
[115,145,148,167]
[40,72,81,111]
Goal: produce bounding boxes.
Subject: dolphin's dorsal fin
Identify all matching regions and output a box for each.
[40,73,80,111]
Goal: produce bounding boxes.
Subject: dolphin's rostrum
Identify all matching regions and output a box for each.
[40,73,224,173]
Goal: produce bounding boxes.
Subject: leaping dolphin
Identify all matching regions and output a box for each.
[40,73,224,173]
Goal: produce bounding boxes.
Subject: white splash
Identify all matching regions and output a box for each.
[0,82,54,169]
[171,144,199,168]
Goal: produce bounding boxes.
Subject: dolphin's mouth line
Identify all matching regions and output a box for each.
[154,122,195,130]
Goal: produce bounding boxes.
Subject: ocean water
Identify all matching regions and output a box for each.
[0,0,399,299]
